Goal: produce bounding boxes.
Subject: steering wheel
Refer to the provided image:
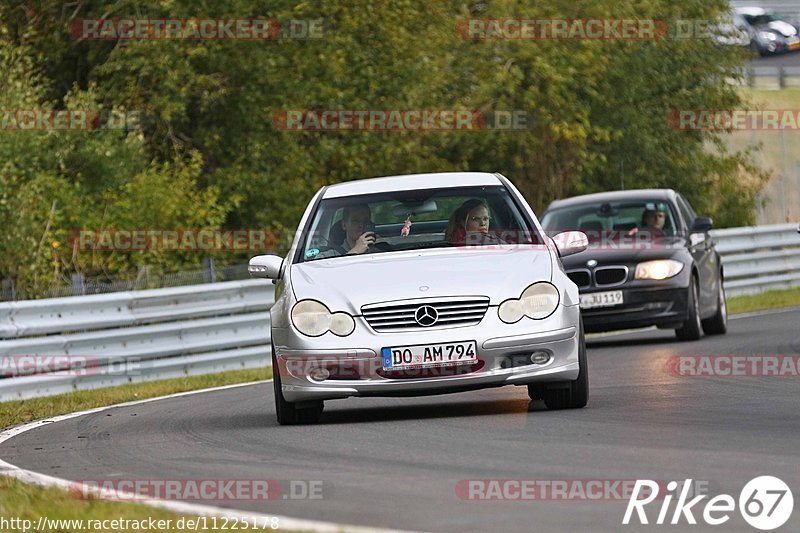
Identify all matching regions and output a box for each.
[370,241,392,252]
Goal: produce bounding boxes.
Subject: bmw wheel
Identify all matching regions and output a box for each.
[701,276,727,335]
[675,276,702,341]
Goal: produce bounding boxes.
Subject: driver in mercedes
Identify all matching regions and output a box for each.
[313,204,376,259]
[339,204,376,254]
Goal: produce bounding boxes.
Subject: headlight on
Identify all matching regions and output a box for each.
[635,259,684,280]
[291,300,356,337]
[498,282,560,323]
[759,31,778,41]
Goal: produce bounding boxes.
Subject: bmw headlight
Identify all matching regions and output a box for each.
[291,300,355,337]
[498,282,560,324]
[635,259,684,280]
[759,31,778,41]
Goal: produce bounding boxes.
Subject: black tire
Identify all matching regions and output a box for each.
[675,276,702,341]
[701,276,727,335]
[272,347,323,425]
[528,319,588,409]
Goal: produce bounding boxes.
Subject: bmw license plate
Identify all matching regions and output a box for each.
[580,290,623,309]
[381,341,478,370]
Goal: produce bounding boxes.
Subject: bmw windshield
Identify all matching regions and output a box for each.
[541,199,680,244]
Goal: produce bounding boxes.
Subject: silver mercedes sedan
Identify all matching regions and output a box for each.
[249,172,589,424]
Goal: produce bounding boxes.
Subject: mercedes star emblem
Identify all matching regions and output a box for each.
[414,305,439,327]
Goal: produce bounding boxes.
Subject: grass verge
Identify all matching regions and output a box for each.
[0,367,273,532]
[727,286,800,315]
[0,366,271,430]
[730,88,800,224]
[0,477,198,532]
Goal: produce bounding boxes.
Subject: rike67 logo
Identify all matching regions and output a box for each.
[623,476,794,530]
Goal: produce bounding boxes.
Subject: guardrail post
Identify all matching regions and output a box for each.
[202,257,216,283]
[779,66,786,89]
[137,265,150,289]
[1,279,15,301]
[748,67,754,88]
[71,273,86,296]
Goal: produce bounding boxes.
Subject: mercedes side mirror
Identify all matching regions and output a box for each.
[552,231,589,258]
[248,254,283,280]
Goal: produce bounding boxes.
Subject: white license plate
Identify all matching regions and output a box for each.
[580,290,624,309]
[381,341,478,370]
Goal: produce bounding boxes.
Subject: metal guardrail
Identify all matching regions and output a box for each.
[0,223,798,401]
[744,66,800,89]
[711,223,800,296]
[0,280,274,401]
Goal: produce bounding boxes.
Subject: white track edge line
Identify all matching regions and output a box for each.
[728,305,800,320]
[0,379,424,533]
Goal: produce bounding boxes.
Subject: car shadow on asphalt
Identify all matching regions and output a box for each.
[586,333,682,349]
[274,398,550,426]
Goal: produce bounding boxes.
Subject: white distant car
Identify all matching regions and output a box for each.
[736,6,800,55]
[249,172,589,424]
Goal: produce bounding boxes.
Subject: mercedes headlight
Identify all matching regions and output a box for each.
[291,300,355,337]
[498,282,560,324]
[635,259,684,280]
[759,31,778,41]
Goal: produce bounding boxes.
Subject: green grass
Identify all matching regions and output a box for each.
[0,476,197,532]
[0,367,274,532]
[727,286,800,315]
[730,88,800,224]
[0,366,271,430]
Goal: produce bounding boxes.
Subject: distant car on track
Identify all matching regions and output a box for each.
[249,172,589,424]
[714,13,752,48]
[736,6,800,55]
[541,189,727,341]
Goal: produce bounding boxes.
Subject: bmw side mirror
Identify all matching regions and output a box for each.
[552,231,589,258]
[248,254,283,279]
[690,217,713,233]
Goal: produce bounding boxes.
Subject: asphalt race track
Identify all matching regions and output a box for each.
[2,309,799,532]
[750,52,800,67]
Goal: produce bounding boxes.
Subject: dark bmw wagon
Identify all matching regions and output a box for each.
[541,189,727,340]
